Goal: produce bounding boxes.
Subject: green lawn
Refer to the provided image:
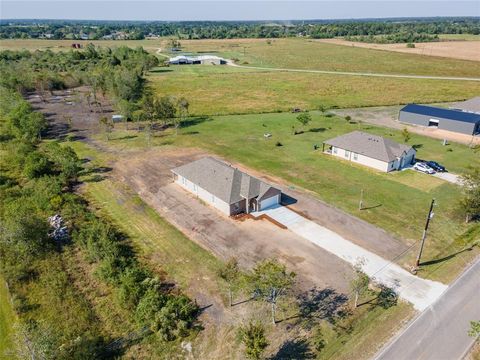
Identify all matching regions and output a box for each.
[0,277,15,360]
[149,66,479,116]
[101,112,479,279]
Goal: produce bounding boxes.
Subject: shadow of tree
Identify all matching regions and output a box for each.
[181,116,212,128]
[309,127,326,133]
[297,287,349,328]
[271,338,314,360]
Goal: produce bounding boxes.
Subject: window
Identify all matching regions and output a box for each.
[182,177,186,185]
[353,152,358,160]
[345,150,350,158]
[333,147,338,154]
[211,195,215,203]
[193,184,197,191]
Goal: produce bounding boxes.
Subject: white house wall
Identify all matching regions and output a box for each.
[330,147,389,172]
[175,176,231,215]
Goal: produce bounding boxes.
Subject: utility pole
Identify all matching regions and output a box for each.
[415,199,436,267]
[359,189,364,210]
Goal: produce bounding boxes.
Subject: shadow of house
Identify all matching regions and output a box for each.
[281,193,298,206]
[271,338,315,360]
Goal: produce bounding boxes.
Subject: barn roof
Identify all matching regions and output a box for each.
[400,104,480,124]
[324,131,414,163]
[171,157,279,204]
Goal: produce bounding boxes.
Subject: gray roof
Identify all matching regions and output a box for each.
[171,157,278,204]
[450,97,480,114]
[324,131,414,163]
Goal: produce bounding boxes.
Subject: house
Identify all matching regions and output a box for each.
[168,55,227,65]
[399,104,480,136]
[449,97,480,115]
[323,131,416,172]
[171,157,282,216]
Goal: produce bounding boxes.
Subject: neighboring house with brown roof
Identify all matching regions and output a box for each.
[323,131,416,172]
[171,157,281,216]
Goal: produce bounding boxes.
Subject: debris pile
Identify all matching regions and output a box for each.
[48,214,69,241]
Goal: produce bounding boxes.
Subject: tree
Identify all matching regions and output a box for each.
[249,259,296,324]
[468,320,480,337]
[99,116,114,141]
[401,127,411,143]
[218,257,240,307]
[345,115,352,123]
[23,151,51,179]
[350,260,370,308]
[156,96,177,126]
[176,97,189,133]
[238,321,269,360]
[459,167,480,223]
[296,112,311,130]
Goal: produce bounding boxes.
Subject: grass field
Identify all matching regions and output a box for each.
[166,38,480,77]
[99,111,480,281]
[0,277,15,360]
[149,65,480,115]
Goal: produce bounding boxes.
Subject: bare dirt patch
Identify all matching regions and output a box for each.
[318,39,480,62]
[114,148,354,293]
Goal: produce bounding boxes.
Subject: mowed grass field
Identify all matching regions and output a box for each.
[102,111,480,281]
[149,65,480,115]
[166,38,480,77]
[0,277,15,359]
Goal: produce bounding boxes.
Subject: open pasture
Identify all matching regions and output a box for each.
[149,66,480,115]
[170,38,480,77]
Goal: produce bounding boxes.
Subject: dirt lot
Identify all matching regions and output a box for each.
[318,39,480,62]
[114,148,412,291]
[332,105,480,146]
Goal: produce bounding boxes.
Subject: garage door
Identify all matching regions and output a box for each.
[260,195,279,210]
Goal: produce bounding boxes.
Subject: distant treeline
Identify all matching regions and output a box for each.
[0,17,479,41]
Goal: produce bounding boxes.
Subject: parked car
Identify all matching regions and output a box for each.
[413,162,436,174]
[426,161,446,172]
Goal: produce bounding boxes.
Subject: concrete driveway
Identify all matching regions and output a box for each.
[252,205,447,311]
[432,171,462,185]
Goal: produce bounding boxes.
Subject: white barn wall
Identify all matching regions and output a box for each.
[175,176,231,215]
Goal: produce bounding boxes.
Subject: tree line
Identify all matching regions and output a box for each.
[0,85,198,357]
[1,17,479,41]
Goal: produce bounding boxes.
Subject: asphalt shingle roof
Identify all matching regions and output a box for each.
[400,104,480,124]
[172,157,277,204]
[324,131,413,163]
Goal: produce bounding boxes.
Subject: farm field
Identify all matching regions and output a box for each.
[317,38,480,62]
[96,111,480,283]
[2,37,480,77]
[166,38,480,77]
[149,66,480,115]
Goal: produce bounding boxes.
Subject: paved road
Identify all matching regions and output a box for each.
[252,205,447,311]
[375,258,480,360]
